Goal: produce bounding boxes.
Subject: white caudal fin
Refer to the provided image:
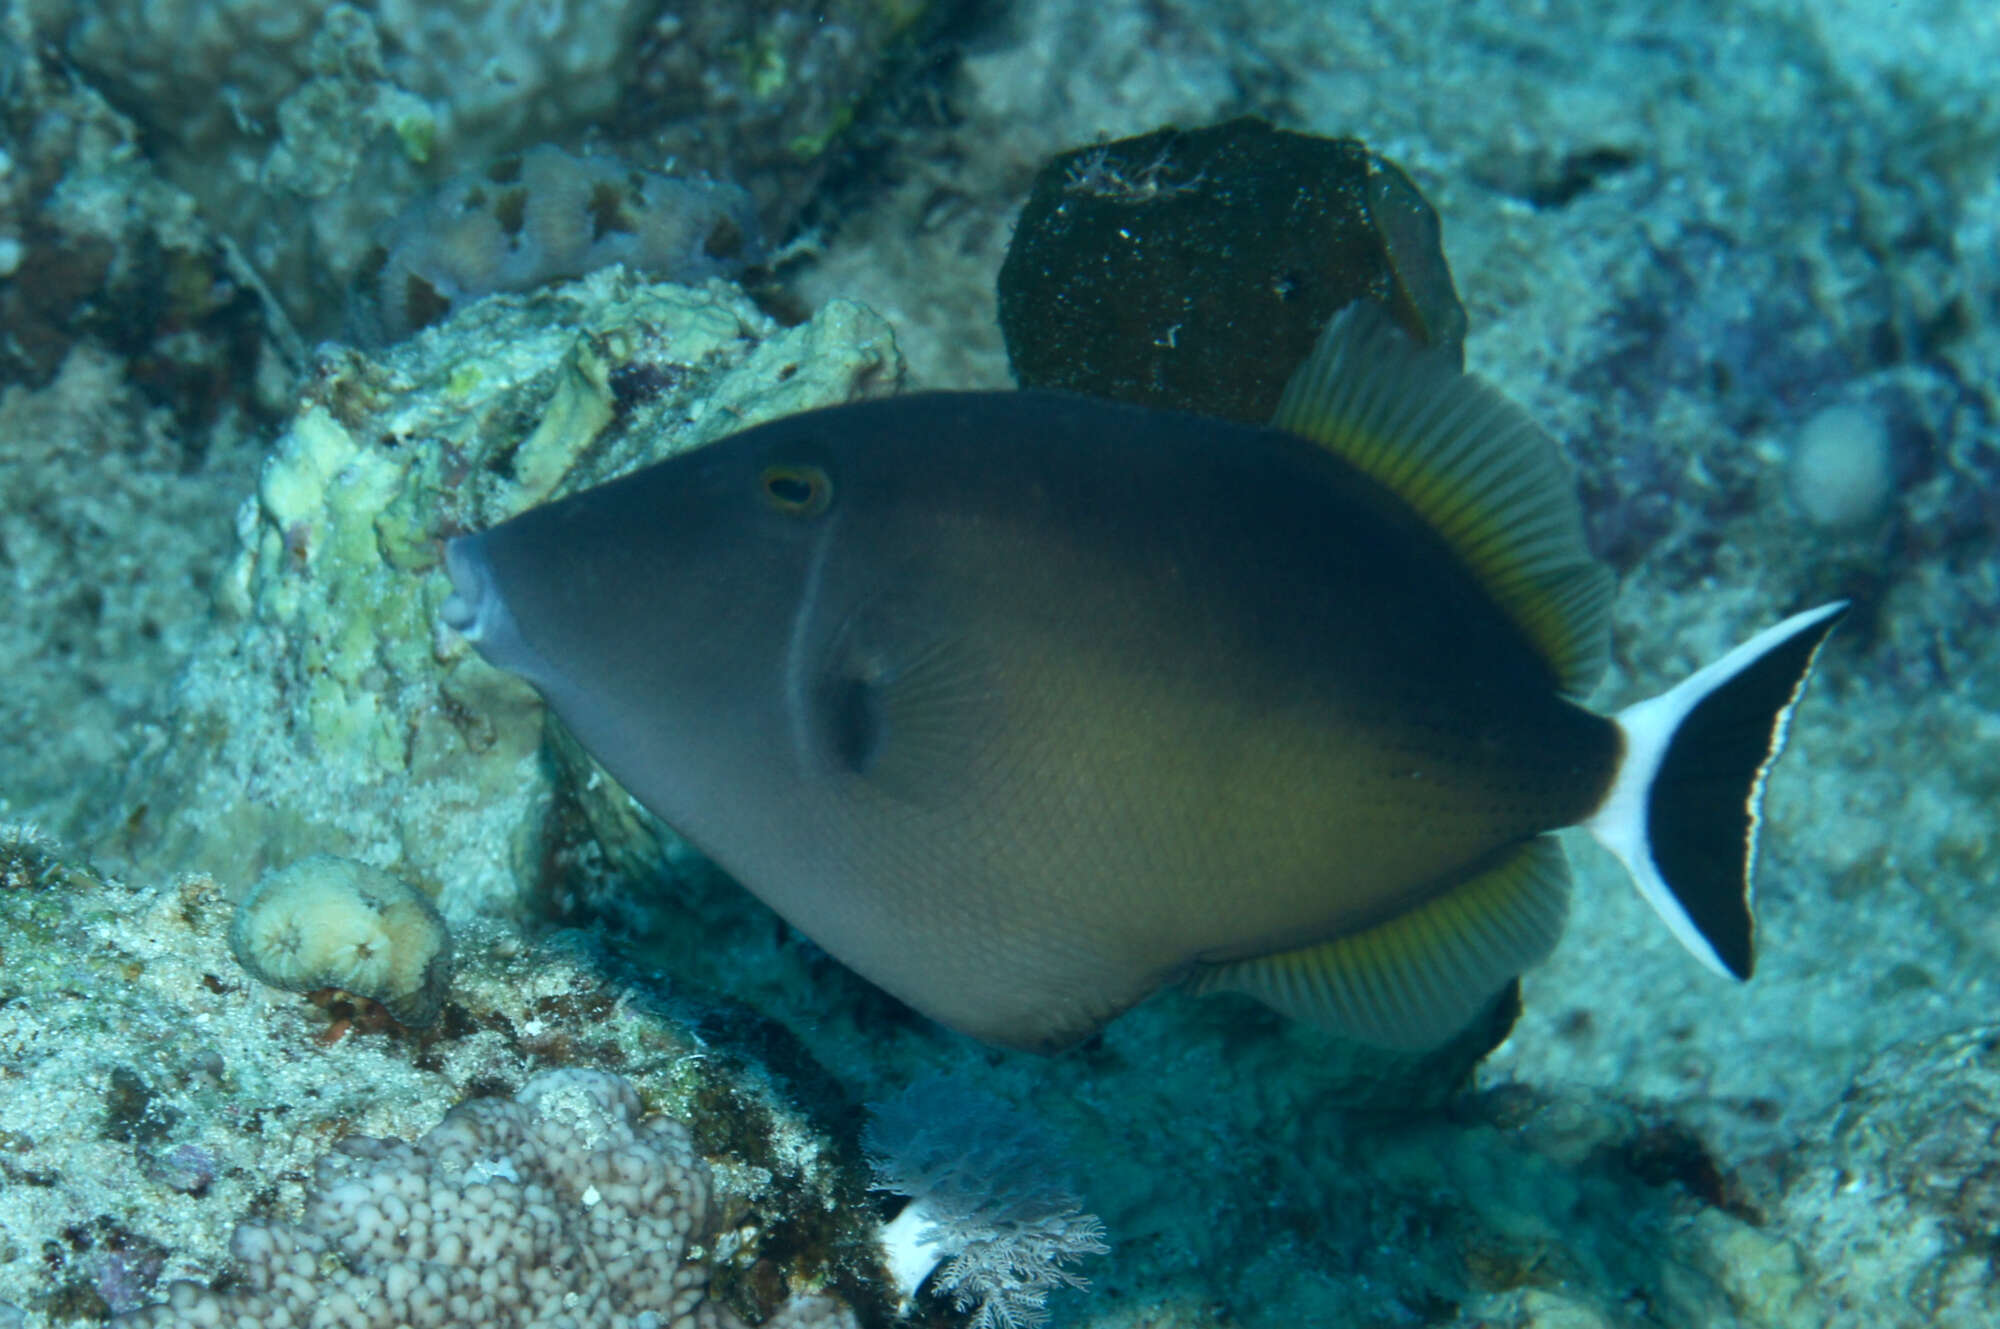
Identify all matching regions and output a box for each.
[1585,602,1848,979]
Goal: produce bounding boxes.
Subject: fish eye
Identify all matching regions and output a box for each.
[759,463,833,517]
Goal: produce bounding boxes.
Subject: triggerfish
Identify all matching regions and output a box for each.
[441,304,1844,1051]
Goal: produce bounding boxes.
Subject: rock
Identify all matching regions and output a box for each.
[998,116,1465,422]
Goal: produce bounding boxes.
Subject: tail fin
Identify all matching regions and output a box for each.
[1585,602,1847,979]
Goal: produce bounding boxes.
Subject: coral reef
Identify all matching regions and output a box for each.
[1777,1026,2000,1327]
[607,1,966,233]
[0,832,881,1325]
[58,0,354,165]
[47,0,664,332]
[27,0,961,335]
[0,823,75,892]
[0,7,287,833]
[4,2,2000,1327]
[0,10,282,411]
[0,340,258,830]
[120,1068,856,1329]
[355,145,764,343]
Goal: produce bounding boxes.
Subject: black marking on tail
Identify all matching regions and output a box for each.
[1647,607,1846,978]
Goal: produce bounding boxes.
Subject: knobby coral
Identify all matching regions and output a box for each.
[119,1069,855,1329]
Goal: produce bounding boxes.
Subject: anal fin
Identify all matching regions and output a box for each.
[1190,836,1572,1049]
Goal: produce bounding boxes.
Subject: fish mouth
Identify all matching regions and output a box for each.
[439,536,491,639]
[437,531,565,692]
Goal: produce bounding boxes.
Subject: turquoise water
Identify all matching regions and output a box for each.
[1,2,1996,1326]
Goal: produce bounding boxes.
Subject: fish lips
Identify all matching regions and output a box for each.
[440,533,563,691]
[439,535,490,637]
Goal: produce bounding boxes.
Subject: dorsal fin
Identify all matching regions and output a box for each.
[1272,303,1613,697]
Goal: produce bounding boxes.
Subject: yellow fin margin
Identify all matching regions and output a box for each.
[1272,303,1613,697]
[1190,836,1571,1048]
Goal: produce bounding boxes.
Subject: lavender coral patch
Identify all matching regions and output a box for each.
[1566,225,1861,571]
[119,1069,858,1329]
[1577,225,1855,433]
[355,145,764,342]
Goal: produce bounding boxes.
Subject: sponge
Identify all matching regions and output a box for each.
[228,855,453,1025]
[1786,402,1894,532]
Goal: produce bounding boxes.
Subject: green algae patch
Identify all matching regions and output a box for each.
[0,823,92,894]
[998,117,1467,423]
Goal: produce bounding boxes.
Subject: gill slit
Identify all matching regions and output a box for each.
[784,512,840,775]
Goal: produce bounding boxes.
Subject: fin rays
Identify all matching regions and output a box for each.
[1273,304,1613,696]
[813,594,1002,808]
[1586,602,1848,979]
[1191,836,1572,1049]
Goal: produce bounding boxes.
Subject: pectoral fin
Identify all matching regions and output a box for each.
[811,595,1002,806]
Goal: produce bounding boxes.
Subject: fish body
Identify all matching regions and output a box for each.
[444,306,1843,1051]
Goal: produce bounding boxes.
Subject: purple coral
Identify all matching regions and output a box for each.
[359,144,762,341]
[119,1069,855,1329]
[141,1143,217,1197]
[864,1079,1108,1329]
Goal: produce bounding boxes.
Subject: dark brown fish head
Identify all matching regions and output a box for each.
[443,411,875,794]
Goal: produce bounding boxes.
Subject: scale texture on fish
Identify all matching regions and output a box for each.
[441,304,1844,1051]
